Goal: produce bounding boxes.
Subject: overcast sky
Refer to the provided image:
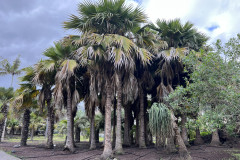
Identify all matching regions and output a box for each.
[0,0,240,89]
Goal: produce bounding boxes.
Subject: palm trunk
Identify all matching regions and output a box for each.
[181,115,190,146]
[101,82,113,159]
[90,113,96,149]
[20,109,31,146]
[114,72,123,154]
[172,112,191,160]
[11,75,14,88]
[123,106,131,146]
[210,129,220,146]
[138,89,146,148]
[135,114,139,145]
[96,129,99,143]
[46,99,54,149]
[31,127,34,141]
[75,126,80,143]
[112,104,116,147]
[64,85,75,153]
[194,127,204,145]
[1,118,7,141]
[1,104,8,141]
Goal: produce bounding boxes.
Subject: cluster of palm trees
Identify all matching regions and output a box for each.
[4,0,209,159]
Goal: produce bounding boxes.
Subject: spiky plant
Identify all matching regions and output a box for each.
[148,103,172,138]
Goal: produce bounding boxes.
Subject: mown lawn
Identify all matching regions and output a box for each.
[4,134,104,143]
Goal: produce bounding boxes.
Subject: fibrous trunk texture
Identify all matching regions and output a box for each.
[181,115,190,146]
[123,106,131,146]
[114,72,123,154]
[46,99,54,149]
[210,129,221,146]
[101,82,113,160]
[20,109,31,146]
[194,127,204,145]
[172,112,191,160]
[64,85,75,153]
[90,113,96,149]
[138,89,146,148]
[112,104,116,147]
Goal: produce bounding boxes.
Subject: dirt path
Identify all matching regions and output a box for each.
[0,141,239,160]
[0,150,20,160]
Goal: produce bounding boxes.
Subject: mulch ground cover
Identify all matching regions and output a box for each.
[0,141,240,160]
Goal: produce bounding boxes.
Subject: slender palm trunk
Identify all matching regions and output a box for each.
[46,99,54,149]
[1,104,8,141]
[194,127,204,145]
[135,114,139,145]
[123,106,131,146]
[138,89,146,148]
[75,126,80,143]
[114,72,123,154]
[11,75,14,88]
[101,82,113,159]
[90,112,96,149]
[31,127,34,141]
[181,115,190,146]
[20,109,31,146]
[171,112,191,160]
[112,104,116,147]
[210,129,220,146]
[64,85,75,153]
[96,129,99,143]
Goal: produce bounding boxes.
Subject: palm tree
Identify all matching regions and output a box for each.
[29,112,44,141]
[0,56,21,140]
[33,58,56,148]
[152,19,208,50]
[51,42,81,152]
[0,56,22,87]
[64,0,152,157]
[12,67,39,146]
[74,110,89,143]
[0,87,14,142]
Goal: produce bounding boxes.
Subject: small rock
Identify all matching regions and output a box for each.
[11,150,16,153]
[13,144,20,148]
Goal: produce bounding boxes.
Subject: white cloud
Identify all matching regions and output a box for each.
[136,0,240,43]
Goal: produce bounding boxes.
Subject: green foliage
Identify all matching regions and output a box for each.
[148,103,172,137]
[0,87,14,103]
[168,34,240,132]
[200,131,212,137]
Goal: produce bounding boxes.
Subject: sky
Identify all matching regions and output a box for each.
[0,0,240,89]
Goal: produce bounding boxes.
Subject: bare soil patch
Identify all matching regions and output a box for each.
[0,141,239,160]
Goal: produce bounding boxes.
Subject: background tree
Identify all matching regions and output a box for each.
[0,56,22,87]
[0,87,14,141]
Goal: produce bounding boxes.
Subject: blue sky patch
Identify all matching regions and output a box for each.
[133,0,142,3]
[207,25,219,32]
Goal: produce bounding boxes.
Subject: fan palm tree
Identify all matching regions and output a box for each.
[49,41,83,152]
[33,58,56,149]
[64,0,152,157]
[74,110,89,143]
[0,56,22,87]
[12,67,39,146]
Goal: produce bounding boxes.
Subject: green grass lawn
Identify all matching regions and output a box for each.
[5,134,104,143]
